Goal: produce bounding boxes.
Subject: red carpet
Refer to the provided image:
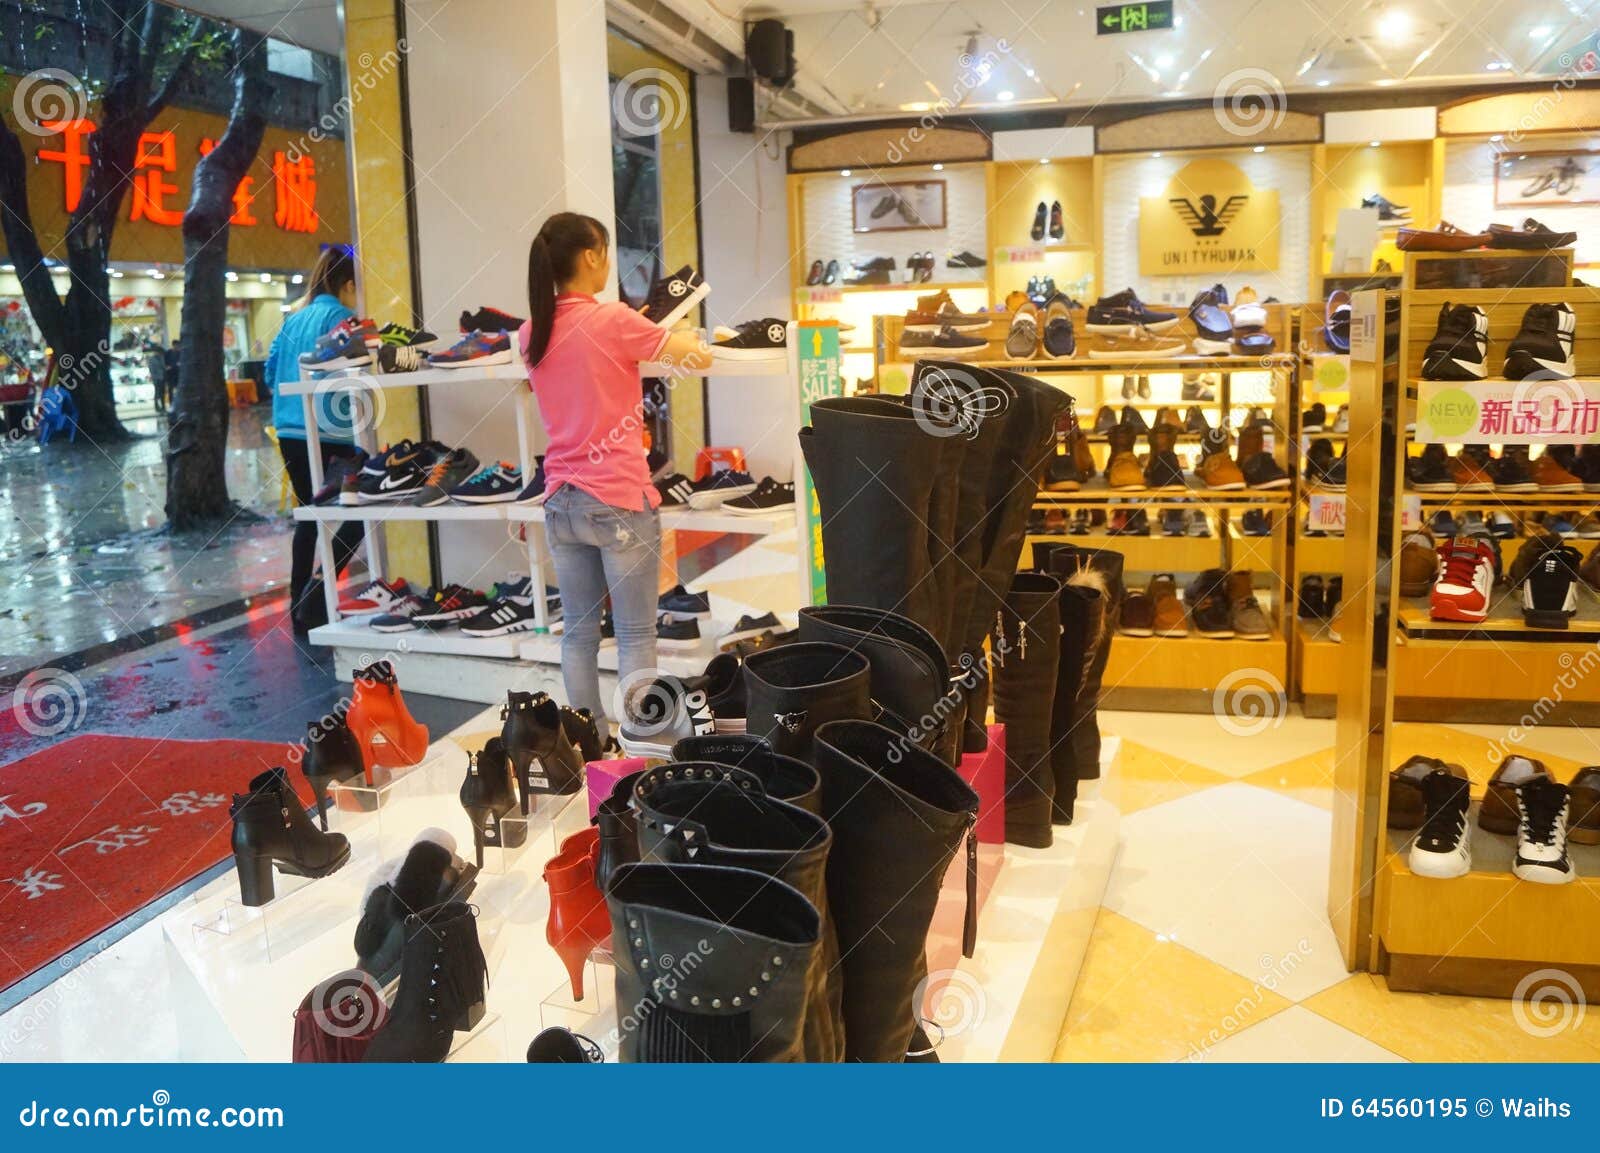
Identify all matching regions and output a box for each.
[0,734,308,994]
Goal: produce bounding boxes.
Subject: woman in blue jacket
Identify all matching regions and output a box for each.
[266,247,363,631]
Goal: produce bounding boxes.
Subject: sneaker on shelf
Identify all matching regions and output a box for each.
[1407,768,1472,879]
[1420,303,1488,381]
[1230,286,1268,330]
[312,452,368,506]
[1241,451,1290,490]
[1180,375,1217,402]
[1576,514,1600,540]
[1184,406,1211,435]
[514,456,547,505]
[945,250,987,269]
[357,440,444,503]
[1513,777,1575,884]
[450,461,522,503]
[459,306,524,333]
[1085,288,1178,334]
[1085,328,1187,359]
[712,319,788,360]
[376,344,430,374]
[1531,450,1584,492]
[658,584,711,619]
[641,265,711,328]
[1005,303,1039,359]
[905,294,990,332]
[1189,289,1233,355]
[375,322,439,349]
[1240,509,1272,536]
[1492,446,1537,492]
[1331,405,1350,433]
[368,591,434,633]
[459,594,542,638]
[1449,445,1495,492]
[1185,569,1235,638]
[339,578,413,616]
[1322,290,1352,353]
[899,325,988,359]
[1504,302,1576,380]
[1361,193,1412,223]
[1159,509,1187,536]
[697,652,747,733]
[412,446,481,507]
[655,471,695,508]
[429,329,514,369]
[617,673,717,759]
[1521,542,1582,629]
[1488,510,1517,538]
[1407,444,1458,492]
[1302,402,1327,432]
[657,613,701,651]
[300,325,373,371]
[1226,571,1272,640]
[646,448,672,482]
[1429,538,1496,622]
[724,477,796,515]
[1428,510,1460,538]
[414,585,489,629]
[717,611,784,649]
[687,469,757,509]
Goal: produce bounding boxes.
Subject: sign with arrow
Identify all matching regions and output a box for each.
[1096,1,1174,34]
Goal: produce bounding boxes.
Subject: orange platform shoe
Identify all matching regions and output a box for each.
[346,660,430,771]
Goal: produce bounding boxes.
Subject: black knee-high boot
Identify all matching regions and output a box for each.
[990,572,1063,847]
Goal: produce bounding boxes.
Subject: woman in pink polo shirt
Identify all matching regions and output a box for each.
[522,213,710,728]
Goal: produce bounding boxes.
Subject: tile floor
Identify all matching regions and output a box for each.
[1055,709,1600,1062]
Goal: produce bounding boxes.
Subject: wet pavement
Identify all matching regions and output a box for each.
[0,406,294,678]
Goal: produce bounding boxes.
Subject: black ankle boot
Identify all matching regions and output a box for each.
[991,572,1063,847]
[500,691,584,810]
[363,901,487,1062]
[798,604,956,765]
[671,733,821,812]
[606,861,821,1062]
[354,831,478,985]
[301,713,365,831]
[632,762,841,1062]
[230,767,351,906]
[560,706,604,763]
[742,642,871,761]
[458,738,528,867]
[813,719,980,1062]
[1038,545,1124,779]
[593,770,642,892]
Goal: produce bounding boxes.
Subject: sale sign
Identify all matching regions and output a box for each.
[1414,378,1600,445]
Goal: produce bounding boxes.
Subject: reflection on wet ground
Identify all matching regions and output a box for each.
[0,406,294,676]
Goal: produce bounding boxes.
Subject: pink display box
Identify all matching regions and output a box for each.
[956,724,1006,845]
[584,757,646,819]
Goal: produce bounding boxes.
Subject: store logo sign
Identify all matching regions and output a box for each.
[1138,157,1279,275]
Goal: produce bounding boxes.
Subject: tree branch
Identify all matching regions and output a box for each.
[0,119,65,347]
[145,14,205,122]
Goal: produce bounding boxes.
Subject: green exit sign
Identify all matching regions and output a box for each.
[1096,1,1174,33]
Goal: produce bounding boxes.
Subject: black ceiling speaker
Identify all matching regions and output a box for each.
[746,18,795,88]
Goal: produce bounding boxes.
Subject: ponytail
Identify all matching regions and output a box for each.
[524,213,610,367]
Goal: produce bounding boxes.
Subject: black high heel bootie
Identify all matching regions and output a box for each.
[230,767,351,906]
[362,901,487,1063]
[500,691,584,811]
[301,714,365,832]
[459,737,529,867]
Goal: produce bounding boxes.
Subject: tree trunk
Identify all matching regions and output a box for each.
[165,30,272,530]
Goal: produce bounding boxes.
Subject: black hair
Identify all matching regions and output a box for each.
[294,245,356,311]
[525,213,610,367]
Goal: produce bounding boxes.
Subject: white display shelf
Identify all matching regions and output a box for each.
[517,633,710,677]
[507,504,795,537]
[293,502,518,523]
[640,356,790,377]
[281,364,527,394]
[308,619,527,660]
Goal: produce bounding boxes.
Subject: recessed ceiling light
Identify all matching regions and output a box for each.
[1370,140,1381,148]
[1253,145,1265,153]
[932,163,944,171]
[1156,54,1174,69]
[1025,68,1036,79]
[225,271,238,282]
[291,273,304,285]
[1151,151,1162,158]
[259,272,272,283]
[839,169,852,176]
[1377,9,1411,38]
[0,264,12,272]
[148,268,163,278]
[1039,158,1051,165]
[1490,133,1504,142]
[996,90,1014,102]
[1316,78,1332,87]
[1530,25,1551,38]
[109,270,123,278]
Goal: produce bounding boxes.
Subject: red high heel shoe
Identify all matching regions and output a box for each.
[346,660,430,770]
[543,828,610,1000]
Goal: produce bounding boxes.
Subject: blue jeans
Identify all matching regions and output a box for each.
[543,484,660,728]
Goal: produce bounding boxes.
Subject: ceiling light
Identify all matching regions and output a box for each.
[1174,15,1184,26]
[291,273,304,285]
[1025,68,1036,79]
[1151,151,1162,158]
[1530,25,1551,39]
[1370,140,1381,148]
[1486,60,1510,71]
[1377,9,1411,38]
[995,90,1014,102]
[148,268,164,279]
[1156,54,1174,69]
[900,101,933,112]
[259,272,272,283]
[109,270,123,278]
[839,169,852,176]
[1490,134,1504,142]
[225,271,238,282]
[932,163,944,171]
[1039,158,1051,165]
[1316,78,1331,87]
[1253,145,1265,153]
[0,264,12,272]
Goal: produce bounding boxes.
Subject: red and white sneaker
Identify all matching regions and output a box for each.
[1429,539,1495,622]
[339,578,412,616]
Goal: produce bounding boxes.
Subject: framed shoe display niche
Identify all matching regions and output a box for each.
[851,179,948,232]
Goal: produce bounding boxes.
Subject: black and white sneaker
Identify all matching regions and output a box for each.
[724,477,796,514]
[687,469,757,509]
[1522,544,1582,628]
[1407,768,1472,879]
[656,613,702,650]
[369,592,432,633]
[712,318,787,361]
[656,472,695,508]
[377,344,430,374]
[899,325,988,359]
[449,461,522,503]
[357,440,442,503]
[658,584,711,618]
[617,673,717,759]
[1504,302,1576,380]
[514,456,547,505]
[1421,303,1488,381]
[459,596,541,638]
[717,611,783,648]
[642,264,710,328]
[1514,776,1574,884]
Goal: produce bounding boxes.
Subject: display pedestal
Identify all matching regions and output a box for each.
[923,736,1122,1062]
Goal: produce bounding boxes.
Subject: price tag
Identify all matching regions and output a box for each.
[803,287,842,304]
[1399,494,1423,531]
[1307,493,1346,533]
[1000,246,1044,264]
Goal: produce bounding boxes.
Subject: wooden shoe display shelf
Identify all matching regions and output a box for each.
[1329,261,1600,1000]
